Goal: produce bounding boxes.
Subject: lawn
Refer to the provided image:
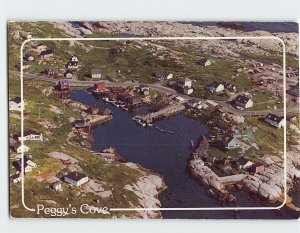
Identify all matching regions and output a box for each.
[245,116,284,154]
[247,90,283,111]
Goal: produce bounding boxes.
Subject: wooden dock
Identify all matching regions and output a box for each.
[134,103,185,125]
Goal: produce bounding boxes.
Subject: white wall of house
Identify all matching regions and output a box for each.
[226,139,239,149]
[265,118,285,128]
[215,84,224,92]
[166,73,173,80]
[92,73,102,79]
[184,88,193,95]
[9,101,23,111]
[236,99,253,108]
[18,134,43,141]
[64,176,89,186]
[185,80,192,87]
[24,165,32,173]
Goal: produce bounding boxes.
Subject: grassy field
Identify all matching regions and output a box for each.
[244,116,284,155]
[9,75,149,218]
[240,51,299,70]
[247,90,283,111]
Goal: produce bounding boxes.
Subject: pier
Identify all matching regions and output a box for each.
[134,103,185,126]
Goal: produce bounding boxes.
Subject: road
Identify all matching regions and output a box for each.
[10,70,299,116]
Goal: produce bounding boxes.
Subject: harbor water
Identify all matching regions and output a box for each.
[70,90,298,219]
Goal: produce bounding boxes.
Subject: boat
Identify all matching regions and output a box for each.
[156,126,175,134]
[190,140,194,147]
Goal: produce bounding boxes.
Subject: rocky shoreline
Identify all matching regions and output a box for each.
[188,151,300,210]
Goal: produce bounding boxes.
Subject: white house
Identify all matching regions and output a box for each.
[235,95,253,109]
[70,56,79,62]
[166,73,174,80]
[13,142,30,154]
[207,82,224,93]
[222,136,239,149]
[24,55,35,62]
[67,61,79,69]
[10,173,22,183]
[264,113,285,128]
[199,59,211,67]
[52,182,63,191]
[9,97,24,111]
[64,172,89,186]
[236,157,253,170]
[12,156,36,173]
[64,70,73,79]
[40,50,54,59]
[178,77,192,88]
[18,130,43,141]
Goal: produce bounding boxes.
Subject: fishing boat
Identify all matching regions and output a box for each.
[190,140,194,147]
[156,126,175,134]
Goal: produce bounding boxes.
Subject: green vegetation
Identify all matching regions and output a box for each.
[231,73,252,91]
[245,116,284,154]
[247,90,283,111]
[240,51,299,69]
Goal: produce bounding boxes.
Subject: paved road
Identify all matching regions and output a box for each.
[10,70,298,116]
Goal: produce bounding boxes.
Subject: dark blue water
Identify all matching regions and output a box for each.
[70,90,298,219]
[179,22,298,33]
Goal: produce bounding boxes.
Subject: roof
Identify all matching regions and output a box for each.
[223,136,235,144]
[210,81,222,88]
[40,49,53,55]
[11,97,21,104]
[236,157,250,166]
[67,61,78,66]
[235,95,251,104]
[13,141,27,149]
[198,58,210,65]
[12,156,32,171]
[10,173,21,180]
[18,130,40,137]
[59,80,69,84]
[24,54,34,58]
[265,113,284,123]
[64,172,87,182]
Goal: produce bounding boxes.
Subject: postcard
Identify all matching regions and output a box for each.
[8,21,299,219]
